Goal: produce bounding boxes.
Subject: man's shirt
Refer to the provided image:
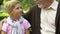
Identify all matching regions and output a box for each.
[38,0,58,34]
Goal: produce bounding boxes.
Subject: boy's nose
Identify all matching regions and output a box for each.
[19,9,23,11]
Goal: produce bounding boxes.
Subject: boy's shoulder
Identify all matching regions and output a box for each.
[20,16,29,24]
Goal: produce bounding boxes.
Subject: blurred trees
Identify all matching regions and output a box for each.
[18,0,35,11]
[0,0,4,5]
[0,0,4,9]
[0,0,60,11]
[0,0,60,20]
[3,0,35,11]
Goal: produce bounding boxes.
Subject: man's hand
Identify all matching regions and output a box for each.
[0,18,6,31]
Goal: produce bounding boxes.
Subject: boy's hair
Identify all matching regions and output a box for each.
[5,0,21,11]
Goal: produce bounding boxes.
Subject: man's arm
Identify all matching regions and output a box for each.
[23,8,32,24]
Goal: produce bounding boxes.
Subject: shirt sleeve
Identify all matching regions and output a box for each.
[2,23,8,32]
[22,19,31,29]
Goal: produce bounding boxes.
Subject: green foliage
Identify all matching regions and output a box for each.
[3,0,35,11]
[0,0,60,20]
[0,0,4,5]
[3,0,10,5]
[3,0,60,11]
[57,0,60,2]
[18,0,35,11]
[0,12,9,20]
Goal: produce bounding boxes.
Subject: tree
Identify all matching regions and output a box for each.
[18,0,35,11]
[0,0,4,9]
[3,0,60,11]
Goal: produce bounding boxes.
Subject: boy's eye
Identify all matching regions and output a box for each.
[16,7,22,9]
[20,7,23,9]
[16,7,19,9]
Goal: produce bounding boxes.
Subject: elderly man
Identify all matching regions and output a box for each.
[0,0,60,34]
[23,0,60,34]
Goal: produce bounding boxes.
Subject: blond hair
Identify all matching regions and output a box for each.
[5,0,21,11]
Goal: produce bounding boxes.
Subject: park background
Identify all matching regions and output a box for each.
[0,0,60,34]
[0,0,60,20]
[0,0,35,20]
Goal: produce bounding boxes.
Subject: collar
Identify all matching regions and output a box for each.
[48,0,58,10]
[38,0,58,10]
[8,16,20,22]
[7,16,23,24]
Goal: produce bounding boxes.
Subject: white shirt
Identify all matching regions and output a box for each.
[39,0,58,34]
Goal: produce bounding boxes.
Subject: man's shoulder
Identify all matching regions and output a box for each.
[58,2,60,9]
[32,5,38,8]
[29,4,41,11]
[30,4,39,9]
[59,2,60,5]
[58,2,60,6]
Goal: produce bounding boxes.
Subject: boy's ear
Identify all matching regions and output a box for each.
[7,10,12,14]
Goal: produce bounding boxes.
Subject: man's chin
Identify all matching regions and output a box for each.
[38,4,44,8]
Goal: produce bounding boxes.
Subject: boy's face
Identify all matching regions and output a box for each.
[10,3,23,18]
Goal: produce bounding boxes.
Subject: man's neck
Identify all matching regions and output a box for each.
[44,0,54,9]
[38,0,54,9]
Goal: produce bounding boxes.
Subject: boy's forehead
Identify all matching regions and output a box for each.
[14,4,22,9]
[15,4,21,7]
